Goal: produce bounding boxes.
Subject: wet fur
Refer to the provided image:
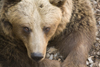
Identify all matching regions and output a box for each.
[0,0,96,67]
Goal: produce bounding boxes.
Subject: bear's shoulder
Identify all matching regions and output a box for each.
[54,0,96,37]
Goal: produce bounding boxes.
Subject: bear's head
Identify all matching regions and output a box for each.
[0,0,72,62]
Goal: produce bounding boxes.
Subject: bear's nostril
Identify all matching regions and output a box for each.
[31,53,43,62]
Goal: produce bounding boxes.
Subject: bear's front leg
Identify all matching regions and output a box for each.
[38,59,61,67]
[61,44,88,67]
[49,31,95,67]
[60,31,94,67]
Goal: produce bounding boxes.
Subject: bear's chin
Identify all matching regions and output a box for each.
[31,57,44,62]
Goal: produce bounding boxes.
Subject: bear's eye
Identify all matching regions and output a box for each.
[23,27,31,33]
[43,27,50,33]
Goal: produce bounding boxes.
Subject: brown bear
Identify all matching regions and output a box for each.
[0,0,96,67]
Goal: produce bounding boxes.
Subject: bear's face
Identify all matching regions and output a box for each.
[1,0,71,61]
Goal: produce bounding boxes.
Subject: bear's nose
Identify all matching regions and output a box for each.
[31,53,43,62]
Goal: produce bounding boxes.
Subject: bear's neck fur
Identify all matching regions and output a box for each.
[0,25,38,67]
[0,34,38,67]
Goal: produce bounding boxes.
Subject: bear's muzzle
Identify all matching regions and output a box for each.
[31,53,43,62]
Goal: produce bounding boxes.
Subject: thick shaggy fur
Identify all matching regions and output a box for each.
[0,0,96,67]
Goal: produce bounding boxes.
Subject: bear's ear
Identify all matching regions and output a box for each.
[1,18,13,37]
[49,0,66,7]
[4,0,21,3]
[4,0,21,4]
[2,0,21,11]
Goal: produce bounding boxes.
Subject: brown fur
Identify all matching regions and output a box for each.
[0,0,96,67]
[49,0,96,67]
